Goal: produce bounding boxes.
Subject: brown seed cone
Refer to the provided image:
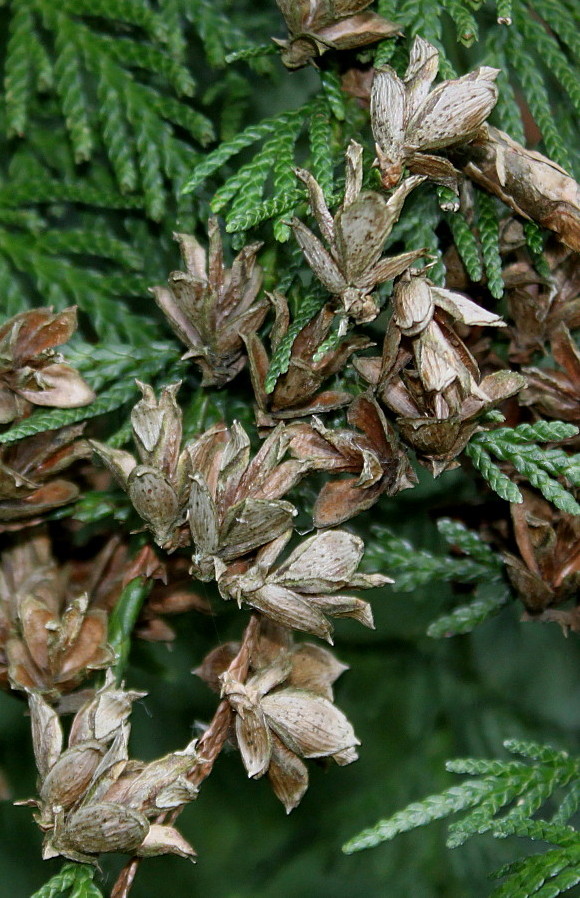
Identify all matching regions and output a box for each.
[355,273,524,475]
[24,676,198,864]
[273,0,400,70]
[0,530,118,696]
[151,222,267,388]
[218,529,391,642]
[215,619,356,811]
[0,425,90,525]
[245,295,372,425]
[288,391,417,526]
[502,489,580,616]
[0,307,95,425]
[188,420,307,581]
[520,325,580,424]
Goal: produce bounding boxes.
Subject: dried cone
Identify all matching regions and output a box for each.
[371,36,498,191]
[504,237,580,366]
[205,619,355,811]
[0,307,95,425]
[292,140,425,322]
[151,222,267,388]
[273,0,399,70]
[0,530,118,697]
[502,488,580,619]
[288,391,417,526]
[355,271,525,474]
[520,325,580,424]
[92,385,308,565]
[188,421,306,580]
[0,424,90,525]
[90,382,194,549]
[245,293,372,426]
[218,529,391,642]
[21,673,198,864]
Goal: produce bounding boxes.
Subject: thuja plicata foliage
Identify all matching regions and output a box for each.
[0,1,579,895]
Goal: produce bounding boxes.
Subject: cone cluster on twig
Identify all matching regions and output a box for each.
[2,22,579,887]
[22,673,197,864]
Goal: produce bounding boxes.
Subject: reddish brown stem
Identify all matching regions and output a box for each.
[110,614,261,898]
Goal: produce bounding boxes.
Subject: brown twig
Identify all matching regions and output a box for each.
[449,125,580,253]
[110,614,260,898]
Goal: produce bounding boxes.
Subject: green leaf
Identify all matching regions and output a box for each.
[345,737,580,896]
[436,518,501,565]
[445,207,483,282]
[4,3,36,136]
[441,0,479,46]
[183,105,312,195]
[319,69,346,122]
[308,95,335,200]
[476,190,504,298]
[465,441,523,503]
[495,0,513,23]
[365,525,501,592]
[225,44,277,64]
[427,582,510,638]
[343,780,493,853]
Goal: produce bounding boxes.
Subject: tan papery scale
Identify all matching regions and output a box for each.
[220,621,359,812]
[188,421,307,581]
[288,391,417,526]
[355,270,524,474]
[151,222,267,388]
[218,529,391,642]
[0,307,95,425]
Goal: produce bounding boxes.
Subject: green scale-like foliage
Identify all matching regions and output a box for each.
[345,739,580,898]
[364,518,511,637]
[30,863,104,898]
[0,0,278,347]
[466,421,580,514]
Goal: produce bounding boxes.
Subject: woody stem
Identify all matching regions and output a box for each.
[110,613,261,898]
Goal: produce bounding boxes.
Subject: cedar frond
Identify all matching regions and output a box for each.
[465,422,580,513]
[345,738,580,898]
[30,862,104,898]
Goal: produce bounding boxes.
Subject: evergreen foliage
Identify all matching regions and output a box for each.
[0,2,579,897]
[344,739,580,898]
[366,519,510,636]
[368,518,502,593]
[30,864,104,898]
[466,422,580,514]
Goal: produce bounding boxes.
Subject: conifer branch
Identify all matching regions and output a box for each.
[466,422,580,513]
[30,863,104,898]
[345,739,580,898]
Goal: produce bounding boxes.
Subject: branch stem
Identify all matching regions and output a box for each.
[110,613,261,898]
